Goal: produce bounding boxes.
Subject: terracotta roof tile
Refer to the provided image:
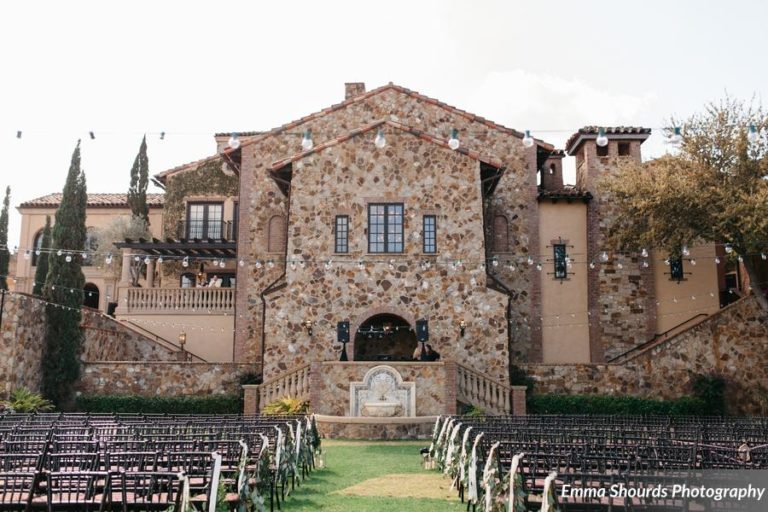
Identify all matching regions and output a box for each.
[268,119,506,172]
[19,193,165,209]
[565,126,651,155]
[537,188,593,202]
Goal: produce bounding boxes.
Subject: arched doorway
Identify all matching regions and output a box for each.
[353,314,417,361]
[83,283,100,309]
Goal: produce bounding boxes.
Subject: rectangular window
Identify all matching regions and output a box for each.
[187,202,223,239]
[618,142,631,156]
[423,215,436,253]
[553,244,567,279]
[335,215,349,253]
[368,203,404,253]
[670,257,684,281]
[596,144,609,157]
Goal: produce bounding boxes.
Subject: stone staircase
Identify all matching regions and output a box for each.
[245,363,311,413]
[456,362,514,415]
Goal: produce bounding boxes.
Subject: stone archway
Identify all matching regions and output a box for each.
[83,283,100,309]
[352,311,417,362]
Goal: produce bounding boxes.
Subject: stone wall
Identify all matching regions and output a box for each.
[76,362,257,396]
[522,297,768,414]
[235,85,540,370]
[261,127,509,382]
[0,292,46,397]
[309,361,450,417]
[80,308,177,362]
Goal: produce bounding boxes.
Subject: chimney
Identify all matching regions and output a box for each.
[345,82,366,100]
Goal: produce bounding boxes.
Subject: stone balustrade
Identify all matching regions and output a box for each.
[257,363,311,410]
[456,363,511,415]
[121,286,235,314]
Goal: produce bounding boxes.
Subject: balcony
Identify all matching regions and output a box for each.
[122,286,235,314]
[177,220,237,241]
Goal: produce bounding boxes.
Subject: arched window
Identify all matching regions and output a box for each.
[83,283,100,309]
[492,215,509,253]
[267,215,287,253]
[31,230,45,267]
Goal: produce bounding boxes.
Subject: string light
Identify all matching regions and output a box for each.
[228,132,240,150]
[89,131,95,140]
[448,128,460,150]
[182,256,189,268]
[105,253,113,265]
[160,131,165,140]
[522,130,534,148]
[374,128,386,149]
[600,251,609,262]
[301,129,313,151]
[16,130,22,139]
[596,127,608,147]
[641,248,649,258]
[65,254,72,262]
[669,126,683,145]
[747,124,759,144]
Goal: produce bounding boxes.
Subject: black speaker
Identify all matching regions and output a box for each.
[416,319,429,342]
[337,321,350,343]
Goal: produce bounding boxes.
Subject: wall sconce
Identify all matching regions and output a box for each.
[459,320,466,337]
[304,320,314,337]
[178,332,187,351]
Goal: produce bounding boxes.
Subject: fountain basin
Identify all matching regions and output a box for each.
[361,401,402,417]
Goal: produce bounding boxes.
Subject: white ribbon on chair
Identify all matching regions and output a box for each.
[482,441,501,512]
[436,418,454,465]
[237,439,250,492]
[455,426,473,491]
[541,471,558,512]
[178,472,191,512]
[444,422,462,475]
[208,451,223,512]
[274,426,284,474]
[467,432,484,504]
[507,452,524,512]
[429,416,442,454]
[295,420,303,460]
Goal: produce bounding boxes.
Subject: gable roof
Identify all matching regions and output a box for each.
[234,83,553,154]
[18,193,165,209]
[268,119,506,172]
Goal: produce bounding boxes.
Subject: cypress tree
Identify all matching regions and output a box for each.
[32,216,52,296]
[42,141,88,408]
[127,135,150,225]
[0,186,9,290]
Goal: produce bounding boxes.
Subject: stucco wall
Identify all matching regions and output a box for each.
[538,201,590,362]
[522,297,768,414]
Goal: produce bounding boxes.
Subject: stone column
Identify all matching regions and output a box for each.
[242,385,260,415]
[119,250,132,285]
[146,258,155,288]
[511,385,527,416]
[443,361,457,415]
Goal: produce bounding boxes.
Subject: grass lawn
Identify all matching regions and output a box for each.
[281,439,466,511]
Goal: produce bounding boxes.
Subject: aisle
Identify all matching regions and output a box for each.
[282,439,466,511]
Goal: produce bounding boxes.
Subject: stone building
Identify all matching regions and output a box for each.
[15,82,757,416]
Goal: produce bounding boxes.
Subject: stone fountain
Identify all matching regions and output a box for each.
[349,365,415,417]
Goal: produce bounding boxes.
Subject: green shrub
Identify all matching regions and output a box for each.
[2,387,55,413]
[262,397,309,415]
[462,405,486,418]
[74,394,241,414]
[527,394,711,416]
[691,374,726,415]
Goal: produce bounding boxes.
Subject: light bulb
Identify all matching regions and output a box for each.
[762,253,767,261]
[664,258,670,266]
[228,132,240,150]
[255,260,262,269]
[596,127,608,147]
[144,256,150,265]
[589,261,596,269]
[690,258,696,266]
[669,126,682,145]
[65,254,72,263]
[219,260,226,268]
[535,263,542,271]
[642,260,649,268]
[600,251,609,262]
[35,249,41,256]
[641,248,649,258]
[157,256,163,264]
[747,124,759,144]
[388,259,395,269]
[617,262,623,270]
[105,253,113,265]
[239,259,245,267]
[715,257,721,265]
[24,250,30,260]
[682,245,690,256]
[301,129,313,151]
[374,128,386,148]
[527,256,534,266]
[290,261,297,270]
[182,257,189,268]
[134,255,140,262]
[325,260,332,270]
[57,249,62,256]
[357,260,364,270]
[267,260,275,269]
[724,244,733,254]
[522,130,534,148]
[448,128,460,150]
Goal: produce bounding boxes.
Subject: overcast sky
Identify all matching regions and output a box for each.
[1,0,767,249]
